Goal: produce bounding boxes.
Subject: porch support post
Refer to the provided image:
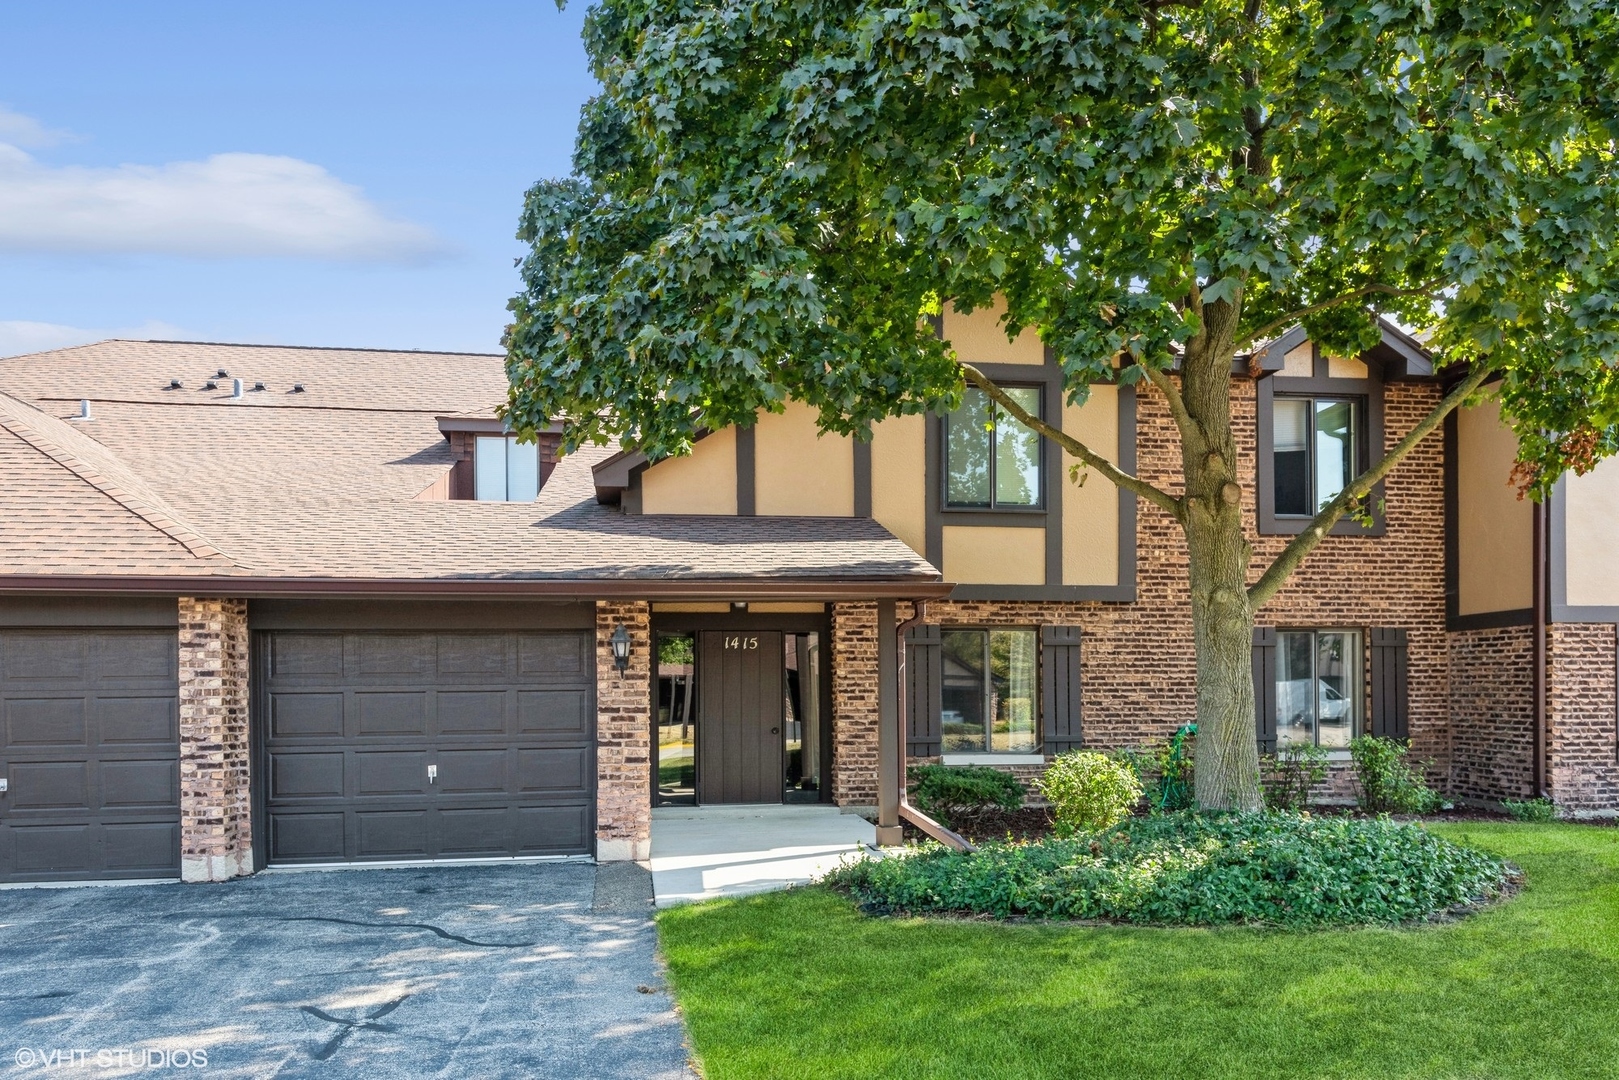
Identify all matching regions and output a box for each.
[876,598,902,845]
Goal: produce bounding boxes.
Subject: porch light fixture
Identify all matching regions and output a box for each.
[610,623,631,673]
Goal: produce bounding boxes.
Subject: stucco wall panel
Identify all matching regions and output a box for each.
[1457,397,1532,615]
[754,401,855,517]
[641,427,738,515]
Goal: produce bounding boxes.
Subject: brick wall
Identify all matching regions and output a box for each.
[596,600,652,860]
[1548,622,1619,814]
[1448,625,1537,802]
[831,601,881,808]
[177,596,251,882]
[831,377,1456,801]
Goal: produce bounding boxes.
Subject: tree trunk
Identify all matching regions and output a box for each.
[1178,300,1264,811]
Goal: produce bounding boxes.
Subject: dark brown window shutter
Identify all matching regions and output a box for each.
[905,624,942,757]
[1041,625,1083,754]
[1252,626,1278,752]
[1370,627,1410,741]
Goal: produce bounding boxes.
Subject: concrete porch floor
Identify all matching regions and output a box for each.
[647,804,876,908]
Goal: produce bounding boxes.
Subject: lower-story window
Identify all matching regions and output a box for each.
[940,628,1038,753]
[1277,629,1361,749]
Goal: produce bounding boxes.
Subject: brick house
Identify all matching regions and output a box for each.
[0,319,1612,883]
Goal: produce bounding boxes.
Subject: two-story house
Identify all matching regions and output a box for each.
[0,311,1612,883]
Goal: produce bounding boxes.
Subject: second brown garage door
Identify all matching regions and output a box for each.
[260,631,594,863]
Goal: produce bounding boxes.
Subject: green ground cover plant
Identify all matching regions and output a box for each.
[657,823,1619,1080]
[824,812,1509,926]
[1502,797,1559,823]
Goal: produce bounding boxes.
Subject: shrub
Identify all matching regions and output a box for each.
[1350,736,1442,813]
[1502,797,1558,822]
[1037,751,1143,834]
[907,765,1024,828]
[1262,744,1330,811]
[824,812,1513,927]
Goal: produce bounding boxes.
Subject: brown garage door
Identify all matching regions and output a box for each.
[261,631,594,863]
[0,630,180,883]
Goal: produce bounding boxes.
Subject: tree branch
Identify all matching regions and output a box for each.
[1133,360,1196,437]
[1247,362,1492,608]
[1236,280,1444,351]
[960,363,1184,520]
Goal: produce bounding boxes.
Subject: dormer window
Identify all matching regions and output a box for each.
[475,436,539,502]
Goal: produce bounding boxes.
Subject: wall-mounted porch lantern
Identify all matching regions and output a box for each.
[610,623,631,673]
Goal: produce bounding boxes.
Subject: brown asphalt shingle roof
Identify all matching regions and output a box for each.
[0,340,940,592]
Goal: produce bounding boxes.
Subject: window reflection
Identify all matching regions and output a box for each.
[941,629,1037,753]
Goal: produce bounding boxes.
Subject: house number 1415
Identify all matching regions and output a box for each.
[724,636,759,650]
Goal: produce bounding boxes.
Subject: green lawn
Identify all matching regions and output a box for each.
[655,823,1619,1079]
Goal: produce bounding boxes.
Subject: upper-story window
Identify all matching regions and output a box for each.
[475,436,540,502]
[945,386,1043,509]
[1272,397,1362,516]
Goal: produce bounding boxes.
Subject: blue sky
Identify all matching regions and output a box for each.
[0,2,598,356]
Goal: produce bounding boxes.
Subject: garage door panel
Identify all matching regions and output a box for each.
[357,635,433,676]
[356,692,427,735]
[440,808,512,855]
[438,691,508,735]
[261,629,594,864]
[2,633,88,683]
[101,760,178,809]
[271,752,345,799]
[271,812,346,861]
[11,761,90,810]
[92,633,175,683]
[6,698,87,747]
[102,822,180,872]
[436,749,508,794]
[271,634,344,678]
[270,693,345,738]
[519,634,589,679]
[516,806,591,854]
[12,823,94,874]
[357,751,430,796]
[96,696,177,745]
[0,630,180,883]
[517,690,589,735]
[438,636,510,676]
[516,748,590,794]
[357,811,429,858]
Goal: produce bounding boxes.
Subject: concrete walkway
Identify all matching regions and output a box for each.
[647,805,876,908]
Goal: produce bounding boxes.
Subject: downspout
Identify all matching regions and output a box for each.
[1532,499,1549,799]
[894,600,975,852]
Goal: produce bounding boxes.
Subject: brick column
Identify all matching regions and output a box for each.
[596,601,652,861]
[831,601,881,811]
[178,597,252,882]
[1547,622,1619,814]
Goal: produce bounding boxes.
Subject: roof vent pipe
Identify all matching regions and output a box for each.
[231,378,244,399]
[75,399,92,421]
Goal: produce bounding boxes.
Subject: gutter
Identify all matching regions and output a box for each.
[893,599,975,853]
[1533,499,1549,798]
[0,574,953,603]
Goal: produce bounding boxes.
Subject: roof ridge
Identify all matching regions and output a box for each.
[0,391,244,568]
[133,339,503,356]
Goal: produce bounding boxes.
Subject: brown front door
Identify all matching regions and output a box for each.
[696,631,783,804]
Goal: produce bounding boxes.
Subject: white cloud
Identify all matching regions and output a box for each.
[0,105,75,148]
[0,319,188,358]
[0,117,446,262]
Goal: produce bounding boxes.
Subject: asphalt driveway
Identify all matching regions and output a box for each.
[0,862,694,1079]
